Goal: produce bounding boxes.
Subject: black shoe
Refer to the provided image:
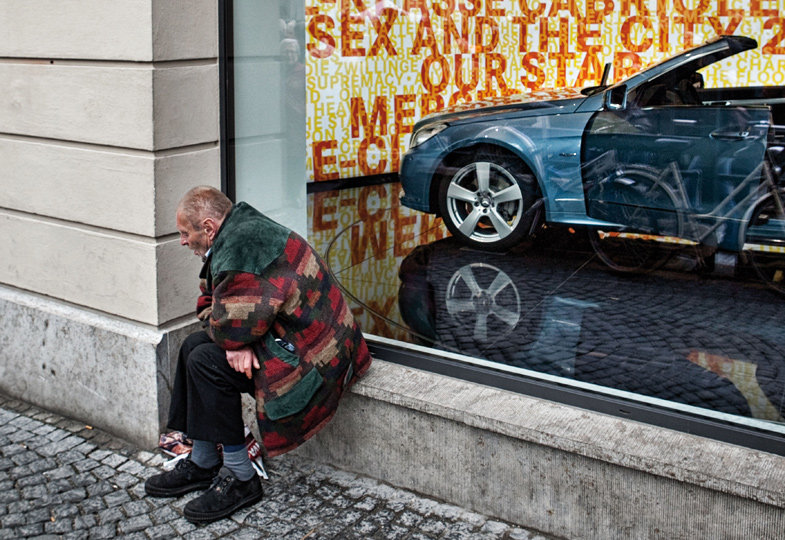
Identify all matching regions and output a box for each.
[183,467,264,524]
[144,457,221,497]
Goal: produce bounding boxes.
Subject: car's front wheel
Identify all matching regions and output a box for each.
[437,147,541,251]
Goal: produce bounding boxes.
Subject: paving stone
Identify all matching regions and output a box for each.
[0,529,18,540]
[1,512,25,528]
[72,458,100,473]
[203,517,241,536]
[27,506,54,525]
[10,451,37,466]
[91,464,118,480]
[150,504,180,525]
[183,527,217,540]
[15,523,44,537]
[260,518,297,537]
[0,491,20,504]
[7,499,32,514]
[399,509,425,528]
[100,453,128,468]
[45,516,75,535]
[112,471,141,489]
[442,521,484,540]
[43,464,75,481]
[171,517,199,536]
[225,528,266,540]
[39,435,81,456]
[118,459,146,476]
[352,516,380,536]
[103,489,132,509]
[145,523,178,539]
[73,513,98,530]
[72,441,98,455]
[8,430,33,444]
[50,502,80,520]
[117,514,153,535]
[330,494,354,509]
[88,524,116,539]
[88,449,114,462]
[354,495,378,512]
[122,499,151,517]
[97,506,124,525]
[418,516,448,536]
[482,519,511,535]
[375,521,411,540]
[19,484,47,500]
[86,480,115,498]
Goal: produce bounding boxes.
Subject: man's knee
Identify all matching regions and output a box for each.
[186,342,227,377]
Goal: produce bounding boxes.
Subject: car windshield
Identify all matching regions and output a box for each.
[617,36,757,90]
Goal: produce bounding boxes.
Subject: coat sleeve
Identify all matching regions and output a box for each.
[206,270,287,350]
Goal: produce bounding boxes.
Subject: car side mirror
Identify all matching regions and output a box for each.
[604,85,627,110]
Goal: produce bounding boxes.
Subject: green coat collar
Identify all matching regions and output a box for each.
[210,202,291,275]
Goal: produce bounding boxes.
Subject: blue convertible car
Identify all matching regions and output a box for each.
[399,36,785,289]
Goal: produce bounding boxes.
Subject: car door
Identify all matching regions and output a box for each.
[581,99,771,242]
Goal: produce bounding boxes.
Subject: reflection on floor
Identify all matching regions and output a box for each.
[308,185,785,427]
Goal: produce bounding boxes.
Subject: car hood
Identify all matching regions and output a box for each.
[418,88,587,126]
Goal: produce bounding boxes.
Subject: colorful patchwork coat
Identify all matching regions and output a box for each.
[197,202,371,457]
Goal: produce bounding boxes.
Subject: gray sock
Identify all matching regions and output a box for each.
[222,445,255,481]
[190,439,221,469]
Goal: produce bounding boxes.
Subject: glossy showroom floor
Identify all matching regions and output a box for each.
[309,184,785,432]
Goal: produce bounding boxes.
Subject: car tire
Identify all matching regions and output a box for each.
[437,147,541,251]
[586,166,682,273]
[743,188,785,295]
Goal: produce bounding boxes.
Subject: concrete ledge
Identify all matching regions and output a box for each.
[295,359,785,538]
[0,285,196,448]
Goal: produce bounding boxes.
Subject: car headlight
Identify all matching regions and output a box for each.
[410,123,447,148]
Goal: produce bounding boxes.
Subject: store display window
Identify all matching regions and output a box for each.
[222,0,785,453]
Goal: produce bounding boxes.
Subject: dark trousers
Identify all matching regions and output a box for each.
[167,331,255,446]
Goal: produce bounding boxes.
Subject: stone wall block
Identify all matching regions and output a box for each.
[153,65,220,151]
[153,147,221,235]
[152,0,217,61]
[1,63,155,149]
[0,212,159,324]
[0,0,153,60]
[0,0,217,62]
[155,238,205,326]
[0,136,156,234]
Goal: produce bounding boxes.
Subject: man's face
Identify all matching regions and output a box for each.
[176,211,211,259]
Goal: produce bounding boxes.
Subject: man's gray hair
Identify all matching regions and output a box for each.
[178,186,233,227]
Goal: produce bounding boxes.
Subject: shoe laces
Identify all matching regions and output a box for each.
[174,458,193,472]
[210,472,235,493]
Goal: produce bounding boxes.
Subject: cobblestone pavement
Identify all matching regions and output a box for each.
[0,396,554,539]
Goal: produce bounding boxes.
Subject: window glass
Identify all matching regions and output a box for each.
[230,0,307,235]
[227,1,785,447]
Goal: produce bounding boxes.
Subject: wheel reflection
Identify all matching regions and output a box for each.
[445,263,520,343]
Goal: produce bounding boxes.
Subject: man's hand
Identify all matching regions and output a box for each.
[226,347,260,379]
